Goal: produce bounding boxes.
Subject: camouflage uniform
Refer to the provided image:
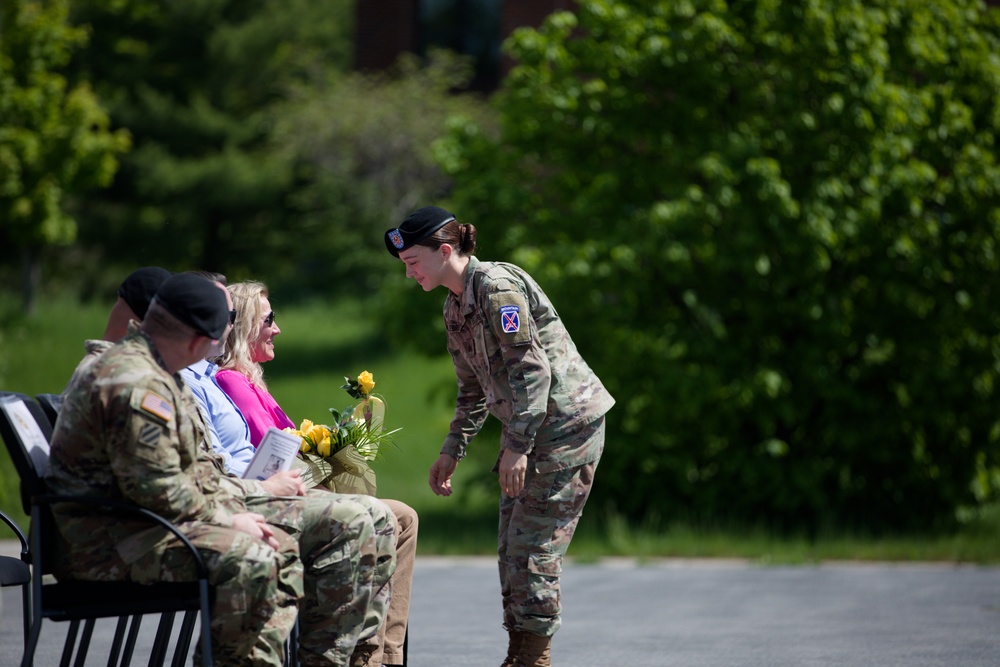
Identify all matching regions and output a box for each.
[54,327,397,666]
[48,327,302,666]
[441,257,615,637]
[180,360,403,666]
[212,473,396,666]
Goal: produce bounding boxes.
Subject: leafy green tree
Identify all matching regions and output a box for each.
[0,0,129,313]
[64,0,353,294]
[272,49,496,297]
[430,0,1000,531]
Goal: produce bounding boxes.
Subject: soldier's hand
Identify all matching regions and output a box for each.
[232,512,280,550]
[429,453,458,497]
[261,469,307,497]
[499,449,528,497]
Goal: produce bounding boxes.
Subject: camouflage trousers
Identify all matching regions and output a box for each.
[247,489,397,666]
[498,418,605,638]
[56,518,304,667]
[350,498,418,666]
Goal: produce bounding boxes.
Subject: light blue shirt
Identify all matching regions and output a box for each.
[180,359,256,476]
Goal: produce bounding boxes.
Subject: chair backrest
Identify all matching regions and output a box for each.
[0,392,53,514]
[2,392,217,666]
[35,393,63,428]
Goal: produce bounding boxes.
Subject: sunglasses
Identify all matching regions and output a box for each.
[228,309,237,325]
[263,310,276,327]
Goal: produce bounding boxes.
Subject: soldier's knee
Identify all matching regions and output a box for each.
[215,534,296,599]
[382,498,418,535]
[326,496,377,544]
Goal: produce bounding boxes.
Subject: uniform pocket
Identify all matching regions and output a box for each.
[527,551,562,578]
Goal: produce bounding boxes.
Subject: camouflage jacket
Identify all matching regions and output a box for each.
[47,325,251,571]
[441,257,615,472]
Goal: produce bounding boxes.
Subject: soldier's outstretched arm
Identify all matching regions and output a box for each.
[429,453,458,496]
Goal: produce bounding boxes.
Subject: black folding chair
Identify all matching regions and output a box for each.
[34,393,62,429]
[0,391,214,667]
[0,508,31,651]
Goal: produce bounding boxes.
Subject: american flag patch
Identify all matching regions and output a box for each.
[140,391,174,422]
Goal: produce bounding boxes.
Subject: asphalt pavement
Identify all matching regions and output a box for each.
[1,546,998,666]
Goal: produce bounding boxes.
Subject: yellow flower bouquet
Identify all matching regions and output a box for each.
[286,371,400,495]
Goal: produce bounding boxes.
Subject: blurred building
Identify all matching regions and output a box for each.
[354,0,575,90]
[356,0,1000,91]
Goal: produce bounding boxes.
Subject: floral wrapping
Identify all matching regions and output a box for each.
[286,371,398,496]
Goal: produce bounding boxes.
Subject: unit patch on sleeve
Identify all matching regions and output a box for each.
[489,291,531,345]
[137,422,162,448]
[500,305,520,333]
[140,391,174,422]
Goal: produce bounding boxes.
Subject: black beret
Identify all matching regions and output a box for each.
[384,206,456,257]
[154,274,229,339]
[118,267,173,319]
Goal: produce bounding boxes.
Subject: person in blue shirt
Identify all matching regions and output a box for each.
[68,268,399,665]
[183,272,417,667]
[181,357,256,476]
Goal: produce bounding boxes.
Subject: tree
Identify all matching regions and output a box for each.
[0,0,129,313]
[272,49,496,297]
[429,0,1000,531]
[64,0,353,295]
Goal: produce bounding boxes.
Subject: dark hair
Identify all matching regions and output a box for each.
[420,220,477,256]
[186,270,228,286]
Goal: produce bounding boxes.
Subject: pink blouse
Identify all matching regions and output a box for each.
[214,369,295,446]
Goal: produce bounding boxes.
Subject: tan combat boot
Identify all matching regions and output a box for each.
[514,632,551,667]
[501,629,525,667]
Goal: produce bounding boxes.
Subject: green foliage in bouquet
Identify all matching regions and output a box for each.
[286,370,400,494]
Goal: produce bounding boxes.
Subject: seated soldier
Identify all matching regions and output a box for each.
[62,265,173,393]
[48,273,302,665]
[54,272,398,666]
[182,272,417,667]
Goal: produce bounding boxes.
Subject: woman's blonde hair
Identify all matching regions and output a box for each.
[216,280,269,389]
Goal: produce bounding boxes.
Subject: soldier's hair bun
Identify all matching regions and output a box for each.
[458,223,477,255]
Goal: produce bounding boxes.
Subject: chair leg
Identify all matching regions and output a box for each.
[197,580,213,667]
[21,615,44,667]
[120,615,143,667]
[106,616,130,667]
[283,618,300,667]
[20,582,30,652]
[66,619,96,667]
[60,620,81,667]
[171,610,199,667]
[148,612,176,666]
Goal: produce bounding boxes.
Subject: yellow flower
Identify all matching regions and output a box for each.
[286,427,312,453]
[357,370,375,396]
[305,424,328,448]
[299,418,314,432]
[317,433,332,457]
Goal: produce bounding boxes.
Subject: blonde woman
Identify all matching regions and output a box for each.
[214,281,294,445]
[216,279,417,667]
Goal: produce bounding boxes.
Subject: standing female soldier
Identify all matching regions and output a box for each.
[385,206,615,667]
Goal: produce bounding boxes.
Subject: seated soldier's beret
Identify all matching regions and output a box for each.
[384,206,456,257]
[154,274,229,339]
[118,267,173,319]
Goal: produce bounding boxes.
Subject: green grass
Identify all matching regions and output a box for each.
[3,293,1000,564]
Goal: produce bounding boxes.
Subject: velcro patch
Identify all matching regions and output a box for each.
[140,391,174,422]
[489,291,530,345]
[138,423,162,448]
[500,305,520,333]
